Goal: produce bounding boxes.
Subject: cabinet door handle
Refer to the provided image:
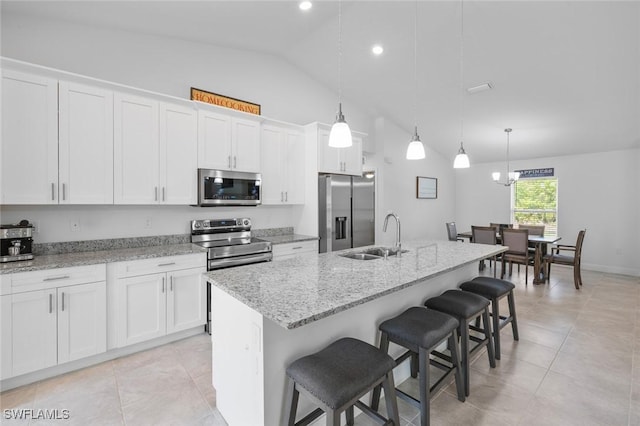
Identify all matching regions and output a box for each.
[49,293,53,313]
[233,156,237,168]
[285,191,288,202]
[51,183,55,201]
[62,183,66,201]
[61,292,65,311]
[162,277,165,293]
[158,262,176,267]
[162,187,165,202]
[292,246,302,250]
[155,187,158,201]
[170,276,173,292]
[228,156,231,168]
[43,275,70,281]
[280,192,283,202]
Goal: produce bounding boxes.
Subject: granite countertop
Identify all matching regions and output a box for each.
[0,244,207,274]
[258,234,318,245]
[204,240,506,330]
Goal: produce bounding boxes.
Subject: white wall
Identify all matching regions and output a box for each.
[0,11,457,245]
[455,148,640,276]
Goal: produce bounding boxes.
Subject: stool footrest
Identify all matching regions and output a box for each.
[396,388,421,410]
[295,408,324,426]
[354,401,393,425]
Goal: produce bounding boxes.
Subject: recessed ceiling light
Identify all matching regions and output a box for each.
[372,45,384,55]
[299,1,312,11]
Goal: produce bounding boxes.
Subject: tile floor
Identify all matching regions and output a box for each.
[1,265,639,425]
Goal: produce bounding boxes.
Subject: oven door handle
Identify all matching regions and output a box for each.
[208,252,273,270]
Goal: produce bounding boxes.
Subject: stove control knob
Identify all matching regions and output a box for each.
[194,222,201,229]
[243,219,250,227]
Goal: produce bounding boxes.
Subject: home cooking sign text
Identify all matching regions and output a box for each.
[190,88,261,115]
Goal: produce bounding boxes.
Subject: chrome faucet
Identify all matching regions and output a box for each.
[383,212,401,256]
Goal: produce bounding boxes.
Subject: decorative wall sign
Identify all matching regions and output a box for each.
[416,176,437,199]
[190,88,261,115]
[514,168,554,178]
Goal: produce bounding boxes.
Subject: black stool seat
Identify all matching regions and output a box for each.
[425,289,489,318]
[379,307,459,353]
[461,277,515,298]
[285,337,400,426]
[459,276,519,360]
[424,289,496,397]
[286,337,395,409]
[371,307,465,426]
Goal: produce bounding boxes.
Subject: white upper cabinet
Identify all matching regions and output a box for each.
[316,124,364,176]
[114,93,160,204]
[198,109,261,173]
[59,81,114,204]
[1,70,58,204]
[261,123,305,205]
[159,103,198,205]
[114,93,197,205]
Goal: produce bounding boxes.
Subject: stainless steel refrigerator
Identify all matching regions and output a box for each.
[318,173,375,253]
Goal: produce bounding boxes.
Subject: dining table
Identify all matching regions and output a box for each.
[457,231,561,284]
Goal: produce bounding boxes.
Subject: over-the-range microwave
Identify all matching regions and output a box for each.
[197,169,262,207]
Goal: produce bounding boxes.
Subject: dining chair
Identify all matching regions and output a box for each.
[501,228,530,284]
[471,226,498,277]
[517,224,545,236]
[489,223,513,238]
[543,229,586,289]
[446,222,464,242]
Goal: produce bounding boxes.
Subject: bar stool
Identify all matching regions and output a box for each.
[285,337,400,426]
[460,276,519,360]
[370,307,465,426]
[424,290,495,396]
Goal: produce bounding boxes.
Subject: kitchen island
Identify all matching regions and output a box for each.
[204,240,506,426]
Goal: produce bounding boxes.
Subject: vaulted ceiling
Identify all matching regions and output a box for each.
[3,1,639,163]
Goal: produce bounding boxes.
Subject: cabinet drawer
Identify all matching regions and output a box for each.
[0,275,11,296]
[114,253,206,278]
[11,264,106,294]
[272,240,318,260]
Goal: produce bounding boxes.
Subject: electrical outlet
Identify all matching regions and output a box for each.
[144,217,152,229]
[70,220,80,232]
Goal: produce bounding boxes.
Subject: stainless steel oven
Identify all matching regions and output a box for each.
[197,169,262,206]
[191,218,272,333]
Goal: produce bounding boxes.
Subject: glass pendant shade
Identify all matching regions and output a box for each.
[492,172,501,182]
[509,171,520,182]
[328,104,352,148]
[406,127,425,160]
[453,142,470,168]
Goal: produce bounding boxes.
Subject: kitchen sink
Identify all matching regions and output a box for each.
[361,247,409,257]
[340,252,382,260]
[339,247,409,260]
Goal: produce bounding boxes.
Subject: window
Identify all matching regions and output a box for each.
[511,177,558,237]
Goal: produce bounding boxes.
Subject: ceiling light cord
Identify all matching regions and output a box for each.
[413,0,417,130]
[459,0,464,142]
[338,0,342,106]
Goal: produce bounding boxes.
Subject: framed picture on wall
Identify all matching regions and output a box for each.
[416,176,437,199]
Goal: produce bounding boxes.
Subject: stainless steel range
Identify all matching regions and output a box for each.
[191,218,272,270]
[191,218,272,334]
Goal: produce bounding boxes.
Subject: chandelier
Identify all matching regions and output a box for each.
[492,128,520,186]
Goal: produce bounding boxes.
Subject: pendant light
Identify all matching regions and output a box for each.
[406,0,425,160]
[492,128,520,186]
[453,0,470,168]
[328,0,352,148]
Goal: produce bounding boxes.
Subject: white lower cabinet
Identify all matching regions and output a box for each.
[0,266,107,380]
[271,240,318,261]
[114,254,206,348]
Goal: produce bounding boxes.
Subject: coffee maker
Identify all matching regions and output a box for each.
[1,220,34,262]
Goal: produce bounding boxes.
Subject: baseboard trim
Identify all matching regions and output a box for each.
[1,326,205,392]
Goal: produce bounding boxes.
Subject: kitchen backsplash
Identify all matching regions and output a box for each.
[33,227,295,255]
